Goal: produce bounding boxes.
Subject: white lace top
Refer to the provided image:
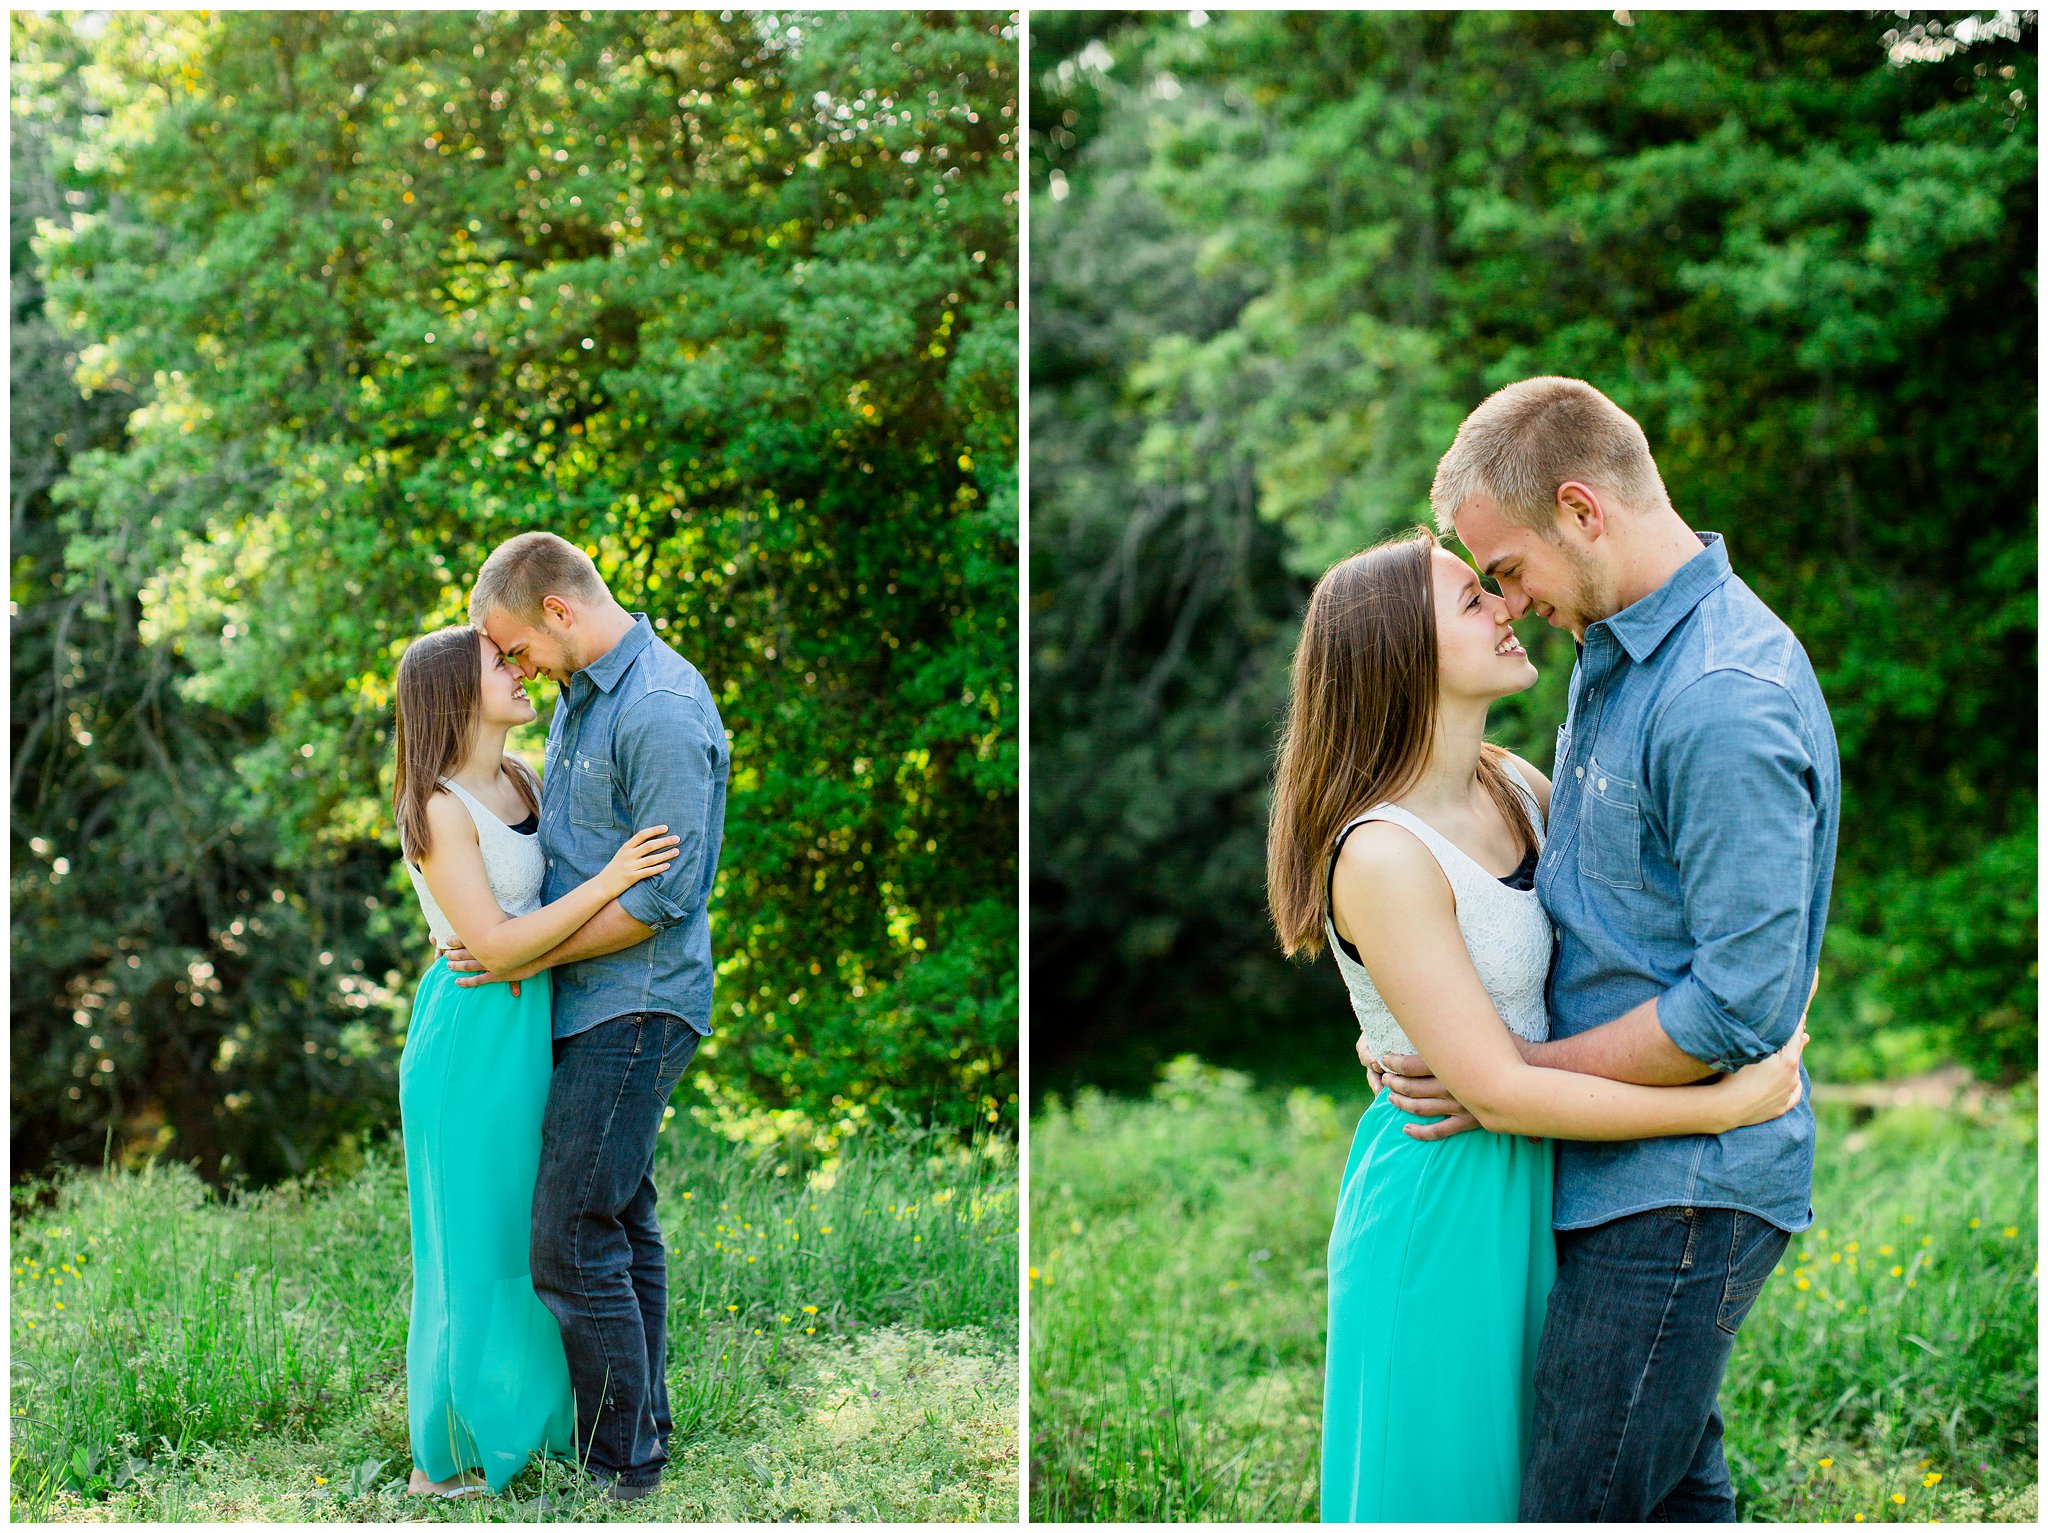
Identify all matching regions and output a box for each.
[402,776,545,946]
[1326,770,1553,1059]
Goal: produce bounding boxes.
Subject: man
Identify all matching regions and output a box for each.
[443,530,729,1501]
[1366,377,1839,1521]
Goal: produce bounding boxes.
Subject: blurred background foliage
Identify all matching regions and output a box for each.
[12,8,1019,1185]
[1029,9,2035,1096]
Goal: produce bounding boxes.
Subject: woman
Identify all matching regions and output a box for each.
[392,624,680,1498]
[1265,529,1807,1523]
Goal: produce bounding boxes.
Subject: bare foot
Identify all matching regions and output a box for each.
[408,1467,487,1498]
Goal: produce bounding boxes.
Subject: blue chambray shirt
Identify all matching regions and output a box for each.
[539,614,729,1043]
[1538,534,1839,1234]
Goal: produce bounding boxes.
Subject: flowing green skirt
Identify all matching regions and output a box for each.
[1321,1092,1556,1523]
[399,959,575,1491]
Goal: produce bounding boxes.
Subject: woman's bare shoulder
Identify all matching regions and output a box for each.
[1334,818,1448,899]
[421,787,478,846]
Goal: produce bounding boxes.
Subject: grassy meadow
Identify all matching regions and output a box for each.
[10,1118,1018,1522]
[1028,1059,2037,1523]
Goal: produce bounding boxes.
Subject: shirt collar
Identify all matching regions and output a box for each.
[575,613,654,695]
[1592,532,1732,665]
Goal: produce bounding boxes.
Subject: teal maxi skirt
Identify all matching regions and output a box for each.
[1320,1092,1556,1522]
[398,959,576,1492]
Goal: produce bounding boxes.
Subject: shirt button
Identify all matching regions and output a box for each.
[1575,767,1585,780]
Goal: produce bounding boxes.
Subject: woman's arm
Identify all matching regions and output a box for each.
[414,792,678,974]
[1334,823,1804,1141]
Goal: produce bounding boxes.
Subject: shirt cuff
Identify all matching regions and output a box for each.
[618,878,689,933]
[1656,977,1777,1075]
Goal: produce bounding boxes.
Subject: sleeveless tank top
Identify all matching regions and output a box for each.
[1326,770,1553,1060]
[403,776,546,946]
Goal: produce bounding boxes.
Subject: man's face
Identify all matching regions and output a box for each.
[1451,492,1613,641]
[479,604,578,686]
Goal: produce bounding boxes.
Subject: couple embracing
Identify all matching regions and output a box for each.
[391,531,729,1501]
[1269,378,1841,1521]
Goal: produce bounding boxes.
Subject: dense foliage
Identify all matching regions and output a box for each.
[1029,10,2036,1091]
[13,9,1019,1183]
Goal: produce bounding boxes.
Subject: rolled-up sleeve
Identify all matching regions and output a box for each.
[1650,670,1819,1072]
[612,690,719,933]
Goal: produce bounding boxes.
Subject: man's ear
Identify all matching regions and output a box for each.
[1555,481,1606,541]
[542,593,573,628]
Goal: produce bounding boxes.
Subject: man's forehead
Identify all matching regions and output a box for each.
[1452,498,1527,568]
[480,611,527,647]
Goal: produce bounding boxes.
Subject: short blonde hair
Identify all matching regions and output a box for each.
[1430,376,1669,536]
[469,531,610,627]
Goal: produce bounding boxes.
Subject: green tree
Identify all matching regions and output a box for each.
[1031,9,2035,1088]
[16,9,1019,1181]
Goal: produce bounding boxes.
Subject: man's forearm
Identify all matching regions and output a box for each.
[531,898,655,972]
[1520,996,1715,1085]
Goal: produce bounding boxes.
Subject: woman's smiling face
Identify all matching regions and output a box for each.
[1430,544,1537,703]
[476,632,539,727]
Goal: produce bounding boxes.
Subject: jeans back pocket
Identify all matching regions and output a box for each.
[1718,1212,1791,1336]
[653,1016,701,1101]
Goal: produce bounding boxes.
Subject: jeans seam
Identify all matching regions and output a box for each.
[1592,1227,1692,1522]
[566,1017,645,1470]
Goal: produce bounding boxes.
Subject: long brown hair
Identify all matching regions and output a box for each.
[1266,527,1535,958]
[393,625,540,866]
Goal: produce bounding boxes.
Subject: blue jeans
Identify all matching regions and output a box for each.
[1520,1206,1791,1522]
[530,1012,701,1487]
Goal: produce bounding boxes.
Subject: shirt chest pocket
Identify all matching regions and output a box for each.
[570,750,619,829]
[1576,753,1644,890]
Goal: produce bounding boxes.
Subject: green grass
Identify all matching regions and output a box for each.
[1029,1058,2037,1523]
[11,1117,1018,1522]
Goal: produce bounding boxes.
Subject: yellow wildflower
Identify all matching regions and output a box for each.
[1923,1472,1942,1488]
[1818,1458,1833,1469]
[1891,1493,1906,1505]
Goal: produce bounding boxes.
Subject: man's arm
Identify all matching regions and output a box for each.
[1376,670,1822,1122]
[1642,669,1820,1071]
[609,689,718,934]
[1513,998,1713,1084]
[448,690,717,988]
